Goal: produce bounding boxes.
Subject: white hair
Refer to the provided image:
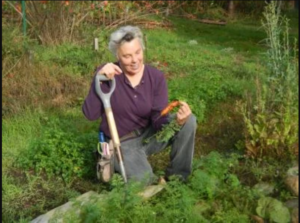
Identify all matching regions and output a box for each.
[108,25,145,58]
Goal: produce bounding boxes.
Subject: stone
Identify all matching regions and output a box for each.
[31,184,166,222]
[188,40,198,45]
[253,182,275,196]
[138,184,165,200]
[251,214,265,223]
[285,166,299,197]
[31,191,104,223]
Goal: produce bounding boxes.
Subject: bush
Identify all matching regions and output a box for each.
[238,2,298,160]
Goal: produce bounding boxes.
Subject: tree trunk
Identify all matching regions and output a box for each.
[228,0,235,18]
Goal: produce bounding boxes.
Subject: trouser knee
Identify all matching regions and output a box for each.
[180,114,197,134]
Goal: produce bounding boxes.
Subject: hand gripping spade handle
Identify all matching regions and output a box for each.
[95,74,127,183]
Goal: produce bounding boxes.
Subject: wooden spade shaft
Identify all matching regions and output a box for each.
[105,107,127,183]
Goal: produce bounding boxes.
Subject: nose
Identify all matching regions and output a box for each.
[132,55,137,63]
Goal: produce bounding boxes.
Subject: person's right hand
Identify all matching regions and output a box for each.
[98,63,123,79]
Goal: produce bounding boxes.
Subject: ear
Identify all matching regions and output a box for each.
[116,50,120,60]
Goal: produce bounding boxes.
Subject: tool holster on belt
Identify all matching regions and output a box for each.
[96,128,146,182]
[97,140,114,182]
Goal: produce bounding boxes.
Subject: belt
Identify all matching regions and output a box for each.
[119,128,146,142]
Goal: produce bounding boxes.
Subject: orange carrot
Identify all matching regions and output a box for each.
[160,100,180,116]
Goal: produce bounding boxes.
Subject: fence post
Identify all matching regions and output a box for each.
[21,0,26,37]
[94,38,99,51]
[21,0,28,51]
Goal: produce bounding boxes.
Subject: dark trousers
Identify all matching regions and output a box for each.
[114,114,197,184]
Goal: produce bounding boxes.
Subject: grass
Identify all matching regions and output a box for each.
[2,108,43,170]
[2,107,106,221]
[2,7,298,222]
[166,16,268,57]
[144,21,267,121]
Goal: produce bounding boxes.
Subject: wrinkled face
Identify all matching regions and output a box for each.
[117,38,144,75]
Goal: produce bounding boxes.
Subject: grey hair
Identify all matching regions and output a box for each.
[108,25,145,58]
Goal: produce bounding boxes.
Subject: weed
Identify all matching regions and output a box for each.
[56,152,265,222]
[237,2,299,160]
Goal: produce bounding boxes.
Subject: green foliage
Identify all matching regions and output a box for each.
[153,179,206,223]
[193,151,238,177]
[233,1,268,16]
[198,5,227,21]
[2,4,298,221]
[61,174,209,223]
[144,118,182,144]
[262,6,298,107]
[189,152,239,199]
[238,2,298,160]
[2,171,80,223]
[56,152,262,222]
[2,25,24,59]
[256,197,290,223]
[146,22,263,123]
[189,169,220,199]
[35,43,102,76]
[212,208,250,223]
[17,117,97,185]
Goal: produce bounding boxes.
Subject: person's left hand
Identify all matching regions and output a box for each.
[176,101,192,125]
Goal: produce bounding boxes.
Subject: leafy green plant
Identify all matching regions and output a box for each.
[144,118,181,144]
[189,151,239,199]
[212,208,250,223]
[17,117,97,185]
[256,197,290,223]
[238,2,298,160]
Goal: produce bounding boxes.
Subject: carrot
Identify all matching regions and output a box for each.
[160,100,180,116]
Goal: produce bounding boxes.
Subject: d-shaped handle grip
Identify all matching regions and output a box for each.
[95,74,116,108]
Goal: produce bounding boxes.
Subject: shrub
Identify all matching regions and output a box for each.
[238,2,298,160]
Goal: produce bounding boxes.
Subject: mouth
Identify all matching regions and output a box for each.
[130,64,139,70]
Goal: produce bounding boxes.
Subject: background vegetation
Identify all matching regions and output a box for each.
[2,1,298,222]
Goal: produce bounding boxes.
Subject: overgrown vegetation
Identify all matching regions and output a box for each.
[55,152,265,222]
[2,1,298,222]
[237,2,299,160]
[17,116,98,186]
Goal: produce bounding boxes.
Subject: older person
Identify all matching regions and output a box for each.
[82,25,197,184]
